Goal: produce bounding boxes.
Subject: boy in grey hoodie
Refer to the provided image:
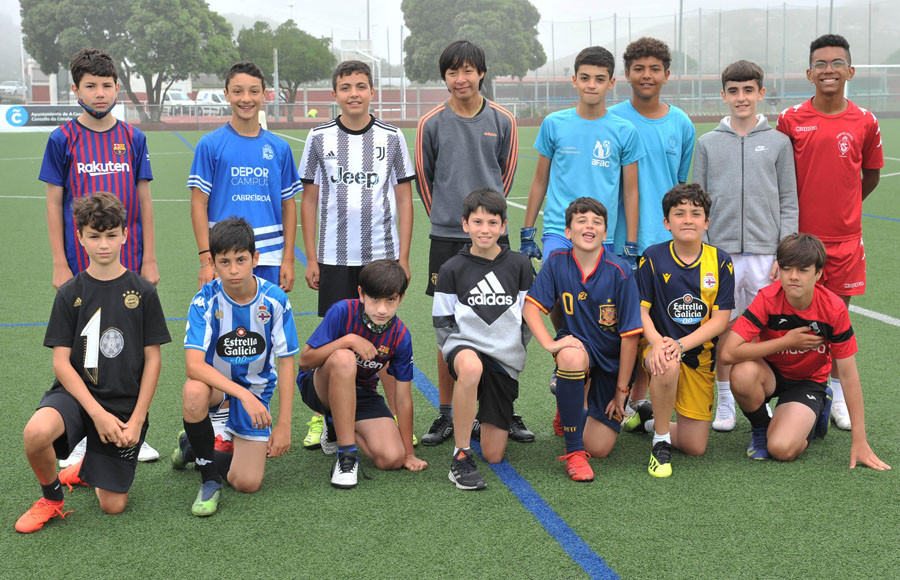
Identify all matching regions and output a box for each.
[693,60,798,431]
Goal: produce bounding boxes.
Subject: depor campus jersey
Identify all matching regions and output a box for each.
[534,108,644,242]
[297,299,413,393]
[187,124,302,266]
[776,99,883,242]
[44,270,171,418]
[731,281,857,383]
[526,249,642,374]
[184,277,299,402]
[298,115,415,266]
[39,119,153,274]
[637,242,735,371]
[608,101,695,253]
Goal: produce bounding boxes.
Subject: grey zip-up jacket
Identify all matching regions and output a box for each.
[694,115,798,254]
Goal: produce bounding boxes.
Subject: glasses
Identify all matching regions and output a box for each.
[812,59,848,71]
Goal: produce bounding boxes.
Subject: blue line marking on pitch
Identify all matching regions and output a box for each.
[412,366,617,580]
[863,213,900,223]
[294,246,308,267]
[172,131,195,152]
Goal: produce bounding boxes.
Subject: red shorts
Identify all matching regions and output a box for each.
[820,238,866,296]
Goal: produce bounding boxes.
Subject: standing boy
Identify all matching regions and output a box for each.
[299,60,415,448]
[776,34,883,430]
[433,189,533,490]
[720,233,888,471]
[175,218,298,516]
[694,60,798,431]
[298,259,427,490]
[415,40,531,446]
[524,198,642,482]
[40,48,161,463]
[637,184,734,478]
[16,194,170,533]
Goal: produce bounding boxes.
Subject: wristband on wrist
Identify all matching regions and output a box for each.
[198,249,210,255]
[200,262,211,268]
[617,386,630,394]
[675,339,685,358]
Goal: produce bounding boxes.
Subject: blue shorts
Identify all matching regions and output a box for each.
[585,368,622,433]
[224,391,273,442]
[253,265,280,285]
[542,232,614,259]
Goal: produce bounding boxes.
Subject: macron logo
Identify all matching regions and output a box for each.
[467,272,514,306]
[76,161,131,176]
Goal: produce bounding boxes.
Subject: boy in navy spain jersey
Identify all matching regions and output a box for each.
[720,233,888,470]
[175,218,299,517]
[524,198,642,483]
[298,259,427,490]
[16,194,170,534]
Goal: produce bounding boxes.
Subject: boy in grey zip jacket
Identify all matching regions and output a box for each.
[692,60,798,432]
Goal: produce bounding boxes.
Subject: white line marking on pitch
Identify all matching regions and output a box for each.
[850,305,900,327]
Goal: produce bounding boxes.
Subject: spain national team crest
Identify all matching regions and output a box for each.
[255,304,272,325]
[703,272,716,289]
[598,303,618,331]
[837,132,853,158]
[113,143,126,156]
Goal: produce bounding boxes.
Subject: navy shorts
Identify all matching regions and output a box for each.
[298,369,393,421]
[585,368,622,433]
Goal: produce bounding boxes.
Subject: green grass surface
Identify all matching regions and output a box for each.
[0,120,898,579]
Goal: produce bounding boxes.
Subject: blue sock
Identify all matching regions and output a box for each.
[555,368,587,453]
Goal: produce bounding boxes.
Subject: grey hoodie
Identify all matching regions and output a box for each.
[694,114,798,254]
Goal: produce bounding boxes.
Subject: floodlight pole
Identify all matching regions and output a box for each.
[829,0,834,33]
[273,48,280,121]
[356,47,382,118]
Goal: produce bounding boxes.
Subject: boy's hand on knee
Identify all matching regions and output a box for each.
[645,343,670,376]
[121,421,143,448]
[91,409,127,446]
[242,395,272,430]
[549,335,585,356]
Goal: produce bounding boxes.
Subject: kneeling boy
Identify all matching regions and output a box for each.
[720,233,889,469]
[524,198,642,482]
[16,194,171,533]
[298,259,426,490]
[176,218,299,516]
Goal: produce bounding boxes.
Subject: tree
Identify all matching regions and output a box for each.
[887,48,900,65]
[20,0,236,121]
[237,20,335,121]
[402,0,546,98]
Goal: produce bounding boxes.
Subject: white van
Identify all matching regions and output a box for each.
[195,89,229,116]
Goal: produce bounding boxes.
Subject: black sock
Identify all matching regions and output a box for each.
[184,417,220,483]
[338,444,358,458]
[743,404,772,430]
[41,478,64,502]
[439,404,452,418]
[214,450,233,480]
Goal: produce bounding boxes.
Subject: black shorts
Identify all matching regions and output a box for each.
[426,235,509,296]
[766,364,828,441]
[447,347,519,431]
[298,369,393,421]
[39,389,147,494]
[584,368,622,433]
[317,263,364,317]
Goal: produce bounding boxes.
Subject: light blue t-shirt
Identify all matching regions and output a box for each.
[608,101,695,253]
[534,108,644,243]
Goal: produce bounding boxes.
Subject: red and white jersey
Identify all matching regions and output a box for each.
[776,98,883,242]
[731,281,857,383]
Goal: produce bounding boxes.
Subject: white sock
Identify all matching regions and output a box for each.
[716,381,734,407]
[652,429,670,446]
[644,418,655,433]
[831,378,845,402]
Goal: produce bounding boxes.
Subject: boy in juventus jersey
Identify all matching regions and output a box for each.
[16,194,171,533]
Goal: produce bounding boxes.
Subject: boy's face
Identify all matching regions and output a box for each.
[444,60,484,104]
[77,224,127,267]
[225,73,265,123]
[462,207,506,255]
[572,64,614,107]
[625,57,669,100]
[72,73,119,113]
[213,248,259,293]
[777,263,822,304]
[664,201,709,243]
[807,46,854,97]
[565,211,607,252]
[358,290,403,327]
[722,80,765,121]
[333,71,373,118]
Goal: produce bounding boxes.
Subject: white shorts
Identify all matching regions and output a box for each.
[731,253,776,320]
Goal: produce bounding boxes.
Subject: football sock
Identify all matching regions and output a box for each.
[652,431,671,446]
[338,444,358,458]
[42,478,64,502]
[555,368,587,453]
[184,417,220,484]
[831,378,845,402]
[214,450,233,479]
[439,404,452,418]
[743,403,772,430]
[644,418,655,433]
[716,381,734,407]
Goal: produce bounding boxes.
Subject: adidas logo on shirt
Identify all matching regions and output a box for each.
[467,272,514,306]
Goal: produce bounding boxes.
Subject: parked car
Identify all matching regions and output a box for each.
[0,81,24,96]
[162,90,196,116]
[195,89,229,116]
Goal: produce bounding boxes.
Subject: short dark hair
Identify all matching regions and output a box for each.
[662,183,711,220]
[439,40,487,90]
[721,60,765,90]
[70,48,118,87]
[809,34,851,65]
[209,217,255,258]
[332,60,373,91]
[358,259,408,298]
[623,37,671,71]
[776,233,827,272]
[226,61,266,90]
[565,197,608,228]
[462,187,507,221]
[73,193,126,233]
[574,46,615,77]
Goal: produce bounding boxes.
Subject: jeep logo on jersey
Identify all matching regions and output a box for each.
[466,272,514,325]
[330,165,379,189]
[216,326,265,364]
[667,294,708,325]
[592,140,611,167]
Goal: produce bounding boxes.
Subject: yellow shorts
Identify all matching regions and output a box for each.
[642,341,715,422]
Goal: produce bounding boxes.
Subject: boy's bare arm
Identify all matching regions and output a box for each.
[136,179,160,285]
[300,183,320,290]
[640,306,669,376]
[280,197,297,291]
[268,355,296,458]
[621,162,639,243]
[185,348,271,428]
[190,187,214,288]
[719,325,823,365]
[394,379,427,470]
[47,184,73,289]
[835,355,890,471]
[861,168,880,201]
[122,344,162,447]
[394,180,414,279]
[52,346,126,446]
[607,334,639,419]
[522,155,551,228]
[298,334,376,371]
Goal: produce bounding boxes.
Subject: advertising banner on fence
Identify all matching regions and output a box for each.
[1,104,126,132]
